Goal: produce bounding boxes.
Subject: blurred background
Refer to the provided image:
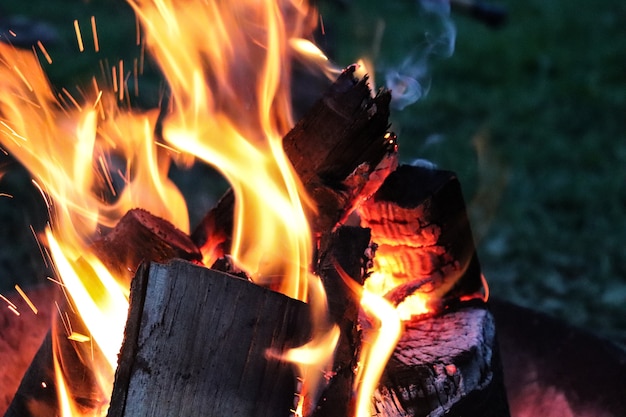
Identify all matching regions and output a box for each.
[0,0,624,344]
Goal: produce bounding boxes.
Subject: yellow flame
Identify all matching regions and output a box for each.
[128,0,322,299]
[335,264,402,417]
[0,41,187,414]
[0,0,342,414]
[355,289,402,417]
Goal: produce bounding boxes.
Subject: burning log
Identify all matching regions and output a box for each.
[192,65,397,259]
[312,226,372,416]
[358,164,484,312]
[4,209,202,417]
[107,260,310,417]
[90,208,203,285]
[359,164,509,416]
[373,305,509,417]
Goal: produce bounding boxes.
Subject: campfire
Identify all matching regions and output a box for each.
[0,0,509,416]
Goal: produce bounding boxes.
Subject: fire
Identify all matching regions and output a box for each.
[0,0,343,414]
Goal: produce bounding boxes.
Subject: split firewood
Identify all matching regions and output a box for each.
[192,65,397,261]
[107,260,311,417]
[358,164,485,313]
[311,226,372,417]
[4,209,202,417]
[372,305,510,417]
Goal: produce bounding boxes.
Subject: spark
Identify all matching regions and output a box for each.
[12,65,33,92]
[118,60,124,101]
[74,19,85,52]
[98,155,117,196]
[54,301,72,337]
[93,89,103,110]
[0,293,18,310]
[15,284,39,314]
[47,276,64,286]
[133,58,139,97]
[8,305,20,316]
[68,332,91,343]
[155,141,181,154]
[0,193,13,198]
[0,121,28,142]
[135,15,141,46]
[31,180,51,212]
[30,224,50,268]
[41,382,48,389]
[319,14,325,35]
[112,65,118,93]
[90,16,100,52]
[36,41,53,64]
[8,30,16,37]
[61,88,82,112]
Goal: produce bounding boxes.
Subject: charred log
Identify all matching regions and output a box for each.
[373,305,510,417]
[358,164,484,312]
[311,226,372,416]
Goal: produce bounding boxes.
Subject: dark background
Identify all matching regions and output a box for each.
[0,0,624,344]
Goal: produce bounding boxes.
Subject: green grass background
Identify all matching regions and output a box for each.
[0,0,624,343]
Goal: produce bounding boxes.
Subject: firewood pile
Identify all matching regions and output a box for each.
[2,66,510,417]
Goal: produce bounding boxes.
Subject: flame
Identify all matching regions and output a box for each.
[129,0,319,299]
[336,264,402,417]
[0,0,341,414]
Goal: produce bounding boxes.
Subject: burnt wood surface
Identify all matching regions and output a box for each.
[359,164,484,312]
[311,226,372,417]
[192,66,396,261]
[373,304,510,417]
[107,260,310,417]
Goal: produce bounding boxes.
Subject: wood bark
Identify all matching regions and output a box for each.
[358,164,484,312]
[107,260,311,417]
[192,65,397,261]
[372,305,510,417]
[4,209,202,417]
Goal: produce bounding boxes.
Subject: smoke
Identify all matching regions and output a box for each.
[385,0,456,110]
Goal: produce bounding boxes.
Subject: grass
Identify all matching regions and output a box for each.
[321,0,626,341]
[0,0,624,342]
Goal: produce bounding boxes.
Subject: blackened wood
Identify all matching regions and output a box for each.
[358,164,483,312]
[4,210,203,417]
[91,208,202,285]
[107,260,310,417]
[192,66,395,261]
[311,226,372,416]
[373,305,510,417]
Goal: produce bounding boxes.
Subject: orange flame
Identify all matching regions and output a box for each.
[0,0,341,414]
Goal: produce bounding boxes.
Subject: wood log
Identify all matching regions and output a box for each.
[0,285,61,416]
[372,304,510,417]
[4,209,202,417]
[107,260,310,417]
[192,65,397,261]
[358,164,484,313]
[312,226,372,417]
[90,208,202,285]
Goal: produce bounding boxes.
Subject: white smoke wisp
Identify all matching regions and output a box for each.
[385,0,457,110]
